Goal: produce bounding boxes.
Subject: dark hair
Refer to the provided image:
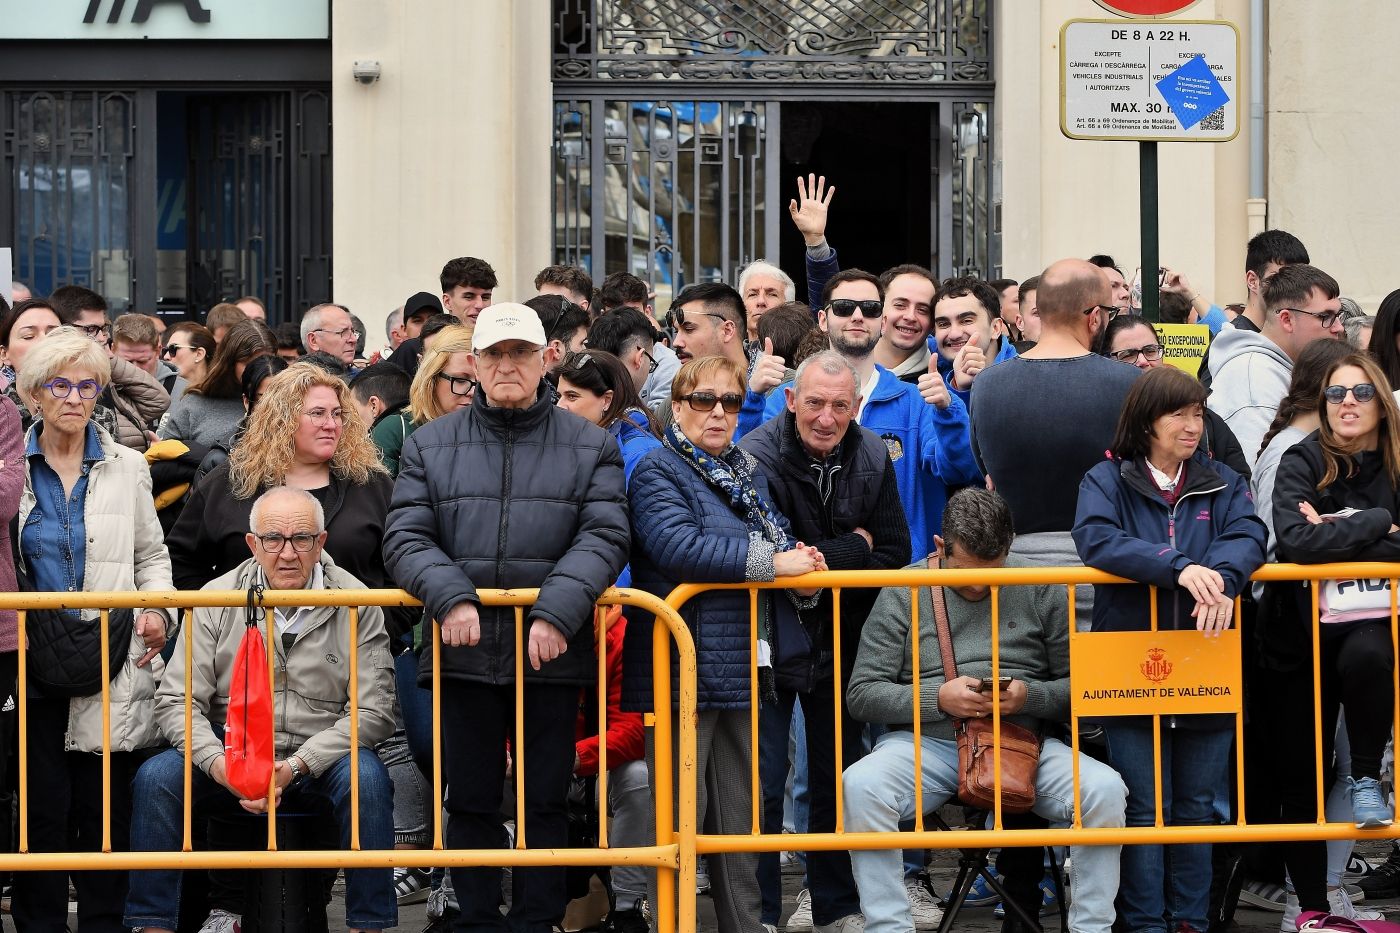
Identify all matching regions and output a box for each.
[1259,337,1354,455]
[1100,314,1159,357]
[1109,366,1209,460]
[439,256,498,293]
[878,263,936,292]
[988,277,1018,294]
[350,361,411,412]
[792,326,831,367]
[419,313,460,345]
[599,272,649,311]
[525,294,589,345]
[49,284,107,320]
[1262,264,1340,316]
[165,321,217,361]
[586,306,658,357]
[534,264,594,303]
[557,350,657,434]
[933,276,1000,322]
[350,314,368,357]
[673,281,747,331]
[0,299,61,349]
[1246,229,1309,280]
[239,354,289,413]
[273,321,303,353]
[205,302,247,334]
[189,318,276,399]
[1087,254,1124,277]
[941,488,1015,561]
[819,268,884,308]
[1158,290,1194,324]
[1018,275,1040,305]
[1314,353,1400,490]
[757,302,816,363]
[1369,288,1400,388]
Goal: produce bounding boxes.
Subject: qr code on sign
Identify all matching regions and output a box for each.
[1199,107,1225,131]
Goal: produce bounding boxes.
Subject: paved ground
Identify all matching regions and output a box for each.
[321,839,1400,932]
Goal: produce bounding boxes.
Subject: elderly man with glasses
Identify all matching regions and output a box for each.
[300,303,361,368]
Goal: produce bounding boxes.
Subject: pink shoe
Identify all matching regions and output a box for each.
[1297,911,1400,933]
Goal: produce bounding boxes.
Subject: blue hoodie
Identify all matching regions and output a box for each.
[612,410,663,589]
[739,365,981,553]
[932,335,1019,405]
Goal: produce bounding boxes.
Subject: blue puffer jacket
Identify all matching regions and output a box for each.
[1073,451,1266,634]
[611,412,662,588]
[621,445,793,712]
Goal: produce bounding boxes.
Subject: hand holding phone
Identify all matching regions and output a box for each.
[978,676,1012,693]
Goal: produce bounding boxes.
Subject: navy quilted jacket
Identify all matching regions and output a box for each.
[622,445,791,712]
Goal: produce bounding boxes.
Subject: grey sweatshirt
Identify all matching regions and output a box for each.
[846,554,1069,739]
[1206,324,1293,471]
[157,392,246,450]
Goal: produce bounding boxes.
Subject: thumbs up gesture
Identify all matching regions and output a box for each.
[748,337,788,396]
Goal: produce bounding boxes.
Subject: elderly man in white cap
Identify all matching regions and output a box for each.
[384,303,631,933]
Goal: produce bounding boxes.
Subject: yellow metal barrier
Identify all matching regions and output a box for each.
[666,562,1400,858]
[2,586,699,933]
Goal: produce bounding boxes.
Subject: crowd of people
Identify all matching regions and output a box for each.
[1,176,1399,933]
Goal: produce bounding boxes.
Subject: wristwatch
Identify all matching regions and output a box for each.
[287,757,305,781]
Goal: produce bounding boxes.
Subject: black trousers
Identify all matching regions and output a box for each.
[12,695,150,933]
[441,680,578,933]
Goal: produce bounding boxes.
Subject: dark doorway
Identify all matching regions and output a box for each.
[778,101,934,297]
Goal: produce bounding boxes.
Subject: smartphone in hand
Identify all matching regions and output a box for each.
[978,676,1012,693]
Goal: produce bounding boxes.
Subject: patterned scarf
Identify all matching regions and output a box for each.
[664,421,790,703]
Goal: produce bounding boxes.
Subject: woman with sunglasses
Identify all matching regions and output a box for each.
[624,356,825,932]
[1101,314,1251,478]
[157,318,275,449]
[556,349,660,479]
[159,321,215,390]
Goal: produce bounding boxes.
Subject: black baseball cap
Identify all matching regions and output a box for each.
[404,292,442,322]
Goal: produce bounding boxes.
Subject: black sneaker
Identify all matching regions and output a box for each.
[1359,841,1400,899]
[422,907,459,933]
[604,907,649,933]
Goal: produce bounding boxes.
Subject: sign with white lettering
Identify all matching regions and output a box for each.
[0,0,328,40]
[1060,19,1239,142]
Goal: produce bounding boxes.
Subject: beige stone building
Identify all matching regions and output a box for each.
[1,0,1391,343]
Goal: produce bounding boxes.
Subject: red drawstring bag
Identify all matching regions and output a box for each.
[224,585,275,799]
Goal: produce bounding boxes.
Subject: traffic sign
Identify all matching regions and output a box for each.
[1093,0,1204,16]
[1060,19,1240,142]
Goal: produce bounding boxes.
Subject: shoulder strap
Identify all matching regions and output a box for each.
[931,584,958,682]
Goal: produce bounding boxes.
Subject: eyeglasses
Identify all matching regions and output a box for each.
[253,532,319,553]
[672,307,729,330]
[826,299,884,319]
[76,323,111,341]
[1283,307,1343,329]
[1324,383,1378,405]
[1081,304,1119,319]
[642,349,659,374]
[40,378,103,400]
[435,373,476,397]
[679,391,744,414]
[477,345,542,365]
[1108,344,1164,363]
[301,407,346,425]
[314,327,361,341]
[160,344,193,358]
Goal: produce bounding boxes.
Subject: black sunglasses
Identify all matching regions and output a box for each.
[1081,304,1119,319]
[826,299,883,319]
[679,391,743,414]
[1324,383,1377,405]
[160,344,193,358]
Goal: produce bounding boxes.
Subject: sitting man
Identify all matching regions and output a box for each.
[843,487,1127,933]
[124,485,398,933]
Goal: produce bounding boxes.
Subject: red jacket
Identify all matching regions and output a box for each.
[575,608,645,775]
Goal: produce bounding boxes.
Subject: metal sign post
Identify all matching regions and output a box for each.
[1060,17,1239,322]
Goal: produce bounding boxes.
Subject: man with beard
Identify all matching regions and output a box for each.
[743,269,980,553]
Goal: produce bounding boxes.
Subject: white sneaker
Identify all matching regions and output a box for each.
[1281,892,1299,932]
[786,888,813,933]
[1329,885,1383,921]
[814,914,865,933]
[904,875,944,931]
[197,910,242,933]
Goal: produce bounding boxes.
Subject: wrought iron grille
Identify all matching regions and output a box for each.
[553,98,768,297]
[554,0,991,85]
[3,90,137,309]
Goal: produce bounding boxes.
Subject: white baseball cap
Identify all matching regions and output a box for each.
[471,302,547,351]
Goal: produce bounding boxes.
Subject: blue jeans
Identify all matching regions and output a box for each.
[843,730,1126,933]
[398,647,435,778]
[1104,723,1232,933]
[123,747,397,931]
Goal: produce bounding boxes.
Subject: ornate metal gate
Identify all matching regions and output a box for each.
[551,0,996,290]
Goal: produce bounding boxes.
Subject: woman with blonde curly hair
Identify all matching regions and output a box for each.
[167,361,394,596]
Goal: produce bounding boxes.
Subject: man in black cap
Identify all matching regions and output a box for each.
[385,292,448,376]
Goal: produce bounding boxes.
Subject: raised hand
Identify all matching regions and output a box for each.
[788,174,836,247]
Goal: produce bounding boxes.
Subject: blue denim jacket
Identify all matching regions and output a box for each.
[22,422,104,613]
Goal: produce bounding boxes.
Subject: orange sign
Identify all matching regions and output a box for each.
[1070,628,1241,716]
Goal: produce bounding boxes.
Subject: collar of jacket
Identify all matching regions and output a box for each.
[370,401,411,432]
[1117,450,1226,502]
[777,407,859,474]
[236,551,346,640]
[471,384,554,434]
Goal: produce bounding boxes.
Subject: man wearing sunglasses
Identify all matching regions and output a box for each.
[745,269,980,555]
[1207,264,1344,470]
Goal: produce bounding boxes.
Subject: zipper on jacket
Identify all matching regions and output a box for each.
[1163,484,1221,729]
[494,424,515,684]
